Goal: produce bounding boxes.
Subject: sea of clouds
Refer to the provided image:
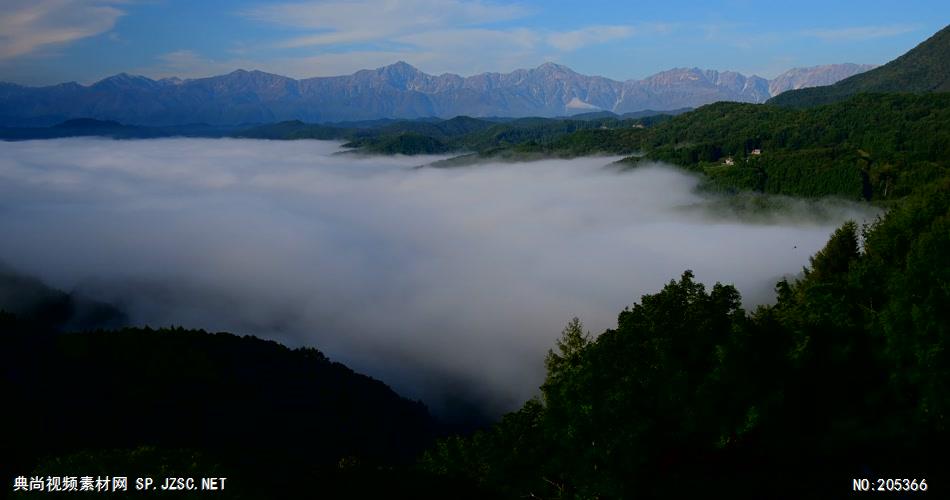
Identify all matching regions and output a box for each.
[0,138,879,418]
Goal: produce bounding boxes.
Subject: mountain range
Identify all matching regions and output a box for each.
[0,62,873,126]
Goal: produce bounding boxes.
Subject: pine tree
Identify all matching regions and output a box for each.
[543,317,590,385]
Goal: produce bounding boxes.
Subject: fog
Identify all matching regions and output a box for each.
[0,138,879,418]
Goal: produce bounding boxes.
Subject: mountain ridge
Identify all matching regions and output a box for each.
[0,62,872,126]
[769,24,950,107]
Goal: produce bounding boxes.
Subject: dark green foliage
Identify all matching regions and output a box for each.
[769,24,950,107]
[344,132,452,154]
[637,93,950,199]
[0,314,453,497]
[233,119,349,140]
[422,179,950,498]
[805,221,860,280]
[420,399,548,495]
[2,113,671,157]
[334,114,663,156]
[620,107,693,119]
[378,115,496,138]
[434,92,949,200]
[543,317,591,382]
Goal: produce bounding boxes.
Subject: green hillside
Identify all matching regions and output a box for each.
[422,177,950,498]
[416,28,950,495]
[641,93,950,199]
[0,285,468,497]
[769,24,950,107]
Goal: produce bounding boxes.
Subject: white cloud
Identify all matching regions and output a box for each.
[139,21,648,80]
[547,25,635,51]
[137,49,415,80]
[0,0,125,60]
[128,2,675,81]
[131,50,236,80]
[801,24,917,42]
[229,0,659,78]
[139,45,544,82]
[393,28,543,70]
[244,0,528,48]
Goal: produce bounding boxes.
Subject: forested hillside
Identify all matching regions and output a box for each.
[1,308,477,497]
[234,113,666,154]
[421,176,950,498]
[768,24,950,107]
[637,93,950,199]
[416,31,950,493]
[485,92,945,201]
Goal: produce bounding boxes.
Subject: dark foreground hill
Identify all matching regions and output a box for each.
[769,24,950,107]
[0,304,484,497]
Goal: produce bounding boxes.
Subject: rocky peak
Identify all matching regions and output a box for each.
[769,63,876,96]
[373,61,427,89]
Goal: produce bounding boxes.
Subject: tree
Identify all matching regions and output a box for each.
[543,317,590,386]
[804,221,860,282]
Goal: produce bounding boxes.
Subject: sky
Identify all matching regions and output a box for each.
[0,1,947,87]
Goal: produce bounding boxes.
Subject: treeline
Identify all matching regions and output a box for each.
[509,93,946,200]
[639,93,950,200]
[235,114,670,155]
[0,112,674,155]
[310,91,949,202]
[420,176,950,498]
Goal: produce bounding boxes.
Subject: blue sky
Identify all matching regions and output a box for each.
[1,0,947,85]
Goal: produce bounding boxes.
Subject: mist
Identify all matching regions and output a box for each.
[0,138,879,418]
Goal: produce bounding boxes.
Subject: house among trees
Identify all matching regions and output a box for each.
[751,148,762,155]
[723,157,735,165]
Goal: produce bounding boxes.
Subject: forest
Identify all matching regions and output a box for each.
[420,177,950,497]
[2,308,471,497]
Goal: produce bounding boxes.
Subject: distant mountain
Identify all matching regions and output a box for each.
[619,67,771,111]
[770,24,950,107]
[0,61,870,126]
[768,63,877,96]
